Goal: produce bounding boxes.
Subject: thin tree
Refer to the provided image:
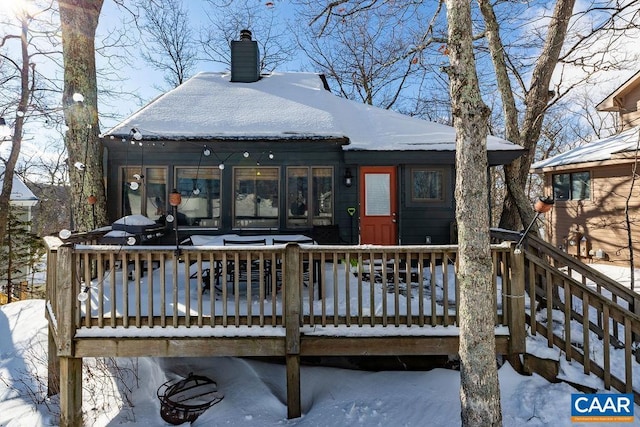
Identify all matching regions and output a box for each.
[0,4,35,250]
[1,207,43,303]
[478,0,640,231]
[137,0,198,89]
[58,0,107,232]
[294,0,442,110]
[199,0,296,73]
[445,0,502,424]
[478,0,577,232]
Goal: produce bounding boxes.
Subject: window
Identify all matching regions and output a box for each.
[553,171,590,201]
[365,173,390,215]
[121,166,167,220]
[286,167,333,227]
[175,167,221,227]
[287,167,308,225]
[411,168,444,202]
[234,167,279,228]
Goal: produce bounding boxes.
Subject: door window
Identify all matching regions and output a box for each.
[365,173,390,215]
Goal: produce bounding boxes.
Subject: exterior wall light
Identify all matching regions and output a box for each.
[344,168,353,187]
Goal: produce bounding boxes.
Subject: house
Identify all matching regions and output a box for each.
[0,168,38,296]
[3,169,38,212]
[530,71,640,264]
[102,30,524,245]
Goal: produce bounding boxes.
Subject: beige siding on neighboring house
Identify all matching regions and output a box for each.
[621,85,640,131]
[543,162,640,264]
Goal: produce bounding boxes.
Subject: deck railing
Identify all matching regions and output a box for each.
[46,240,517,336]
[521,234,640,402]
[44,231,640,425]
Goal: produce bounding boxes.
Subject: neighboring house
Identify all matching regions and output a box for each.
[0,168,39,292]
[1,168,39,227]
[531,71,640,264]
[102,31,524,245]
[4,171,39,212]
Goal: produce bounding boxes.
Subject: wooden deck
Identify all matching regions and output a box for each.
[44,232,640,426]
[46,240,520,354]
[45,236,522,425]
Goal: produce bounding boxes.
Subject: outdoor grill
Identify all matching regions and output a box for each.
[100,214,166,245]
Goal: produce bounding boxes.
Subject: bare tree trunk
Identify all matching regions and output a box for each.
[0,15,30,251]
[138,0,198,88]
[445,1,502,425]
[59,0,107,232]
[6,219,13,303]
[480,0,576,232]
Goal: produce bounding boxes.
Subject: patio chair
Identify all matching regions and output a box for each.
[190,267,216,294]
[272,238,318,295]
[222,238,272,294]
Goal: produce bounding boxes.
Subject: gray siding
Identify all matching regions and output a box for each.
[104,139,483,245]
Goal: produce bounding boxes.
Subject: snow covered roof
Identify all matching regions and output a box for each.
[531,125,640,171]
[0,168,38,207]
[104,72,522,153]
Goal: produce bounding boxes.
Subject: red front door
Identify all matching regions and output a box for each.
[359,166,398,245]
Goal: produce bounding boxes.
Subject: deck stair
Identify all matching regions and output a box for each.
[516,232,640,404]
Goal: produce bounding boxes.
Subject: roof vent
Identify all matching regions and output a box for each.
[231,29,260,83]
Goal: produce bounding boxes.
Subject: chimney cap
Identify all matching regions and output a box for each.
[239,29,252,41]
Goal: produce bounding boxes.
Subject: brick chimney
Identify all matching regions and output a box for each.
[230,29,260,83]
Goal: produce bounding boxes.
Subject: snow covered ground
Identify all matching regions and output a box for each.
[1,263,639,426]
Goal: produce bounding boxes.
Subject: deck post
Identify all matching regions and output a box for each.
[44,237,61,396]
[56,245,76,357]
[508,245,526,357]
[48,330,60,396]
[284,243,301,419]
[59,357,83,427]
[56,245,83,425]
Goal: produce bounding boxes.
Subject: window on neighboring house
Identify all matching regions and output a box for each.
[411,168,444,202]
[552,171,590,201]
[175,167,221,227]
[234,167,279,228]
[121,166,167,220]
[286,166,333,228]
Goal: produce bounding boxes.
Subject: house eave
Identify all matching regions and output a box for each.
[344,148,525,166]
[596,69,640,112]
[102,133,350,144]
[530,157,638,174]
[10,199,38,207]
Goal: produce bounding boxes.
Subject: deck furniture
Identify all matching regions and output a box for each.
[222,238,271,294]
[272,238,318,296]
